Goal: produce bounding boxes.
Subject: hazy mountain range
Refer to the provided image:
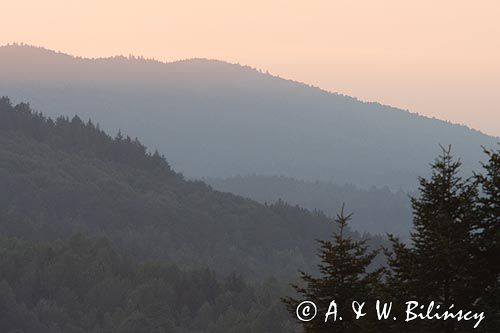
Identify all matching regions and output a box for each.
[1,44,498,190]
[206,175,412,236]
[2,97,390,280]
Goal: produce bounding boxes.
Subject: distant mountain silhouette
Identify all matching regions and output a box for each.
[206,175,412,236]
[1,44,498,188]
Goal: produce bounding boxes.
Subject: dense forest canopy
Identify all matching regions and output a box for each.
[0,97,385,281]
[0,236,291,332]
[1,44,498,189]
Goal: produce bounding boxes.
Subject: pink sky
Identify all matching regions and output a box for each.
[1,0,499,136]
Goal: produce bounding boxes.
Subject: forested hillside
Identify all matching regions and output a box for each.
[206,175,412,236]
[0,236,291,332]
[1,44,498,189]
[0,97,386,281]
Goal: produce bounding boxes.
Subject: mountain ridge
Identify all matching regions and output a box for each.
[0,43,493,136]
[2,44,494,133]
[1,44,498,189]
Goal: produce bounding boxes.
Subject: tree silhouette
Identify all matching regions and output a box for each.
[474,146,500,329]
[387,147,479,332]
[283,205,382,332]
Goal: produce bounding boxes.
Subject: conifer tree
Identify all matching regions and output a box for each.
[474,147,500,328]
[284,205,382,332]
[387,147,479,332]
